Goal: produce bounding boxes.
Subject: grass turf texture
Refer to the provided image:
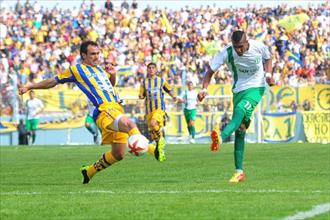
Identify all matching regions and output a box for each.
[0,143,329,220]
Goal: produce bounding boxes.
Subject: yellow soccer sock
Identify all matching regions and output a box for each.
[87,165,97,178]
[150,124,161,141]
[88,151,118,178]
[148,143,156,156]
[128,127,140,136]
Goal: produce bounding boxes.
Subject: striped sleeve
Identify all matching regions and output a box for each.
[139,81,145,97]
[55,67,75,84]
[162,79,171,93]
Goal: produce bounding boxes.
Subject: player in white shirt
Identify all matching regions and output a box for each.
[177,81,198,143]
[198,30,275,183]
[25,90,44,144]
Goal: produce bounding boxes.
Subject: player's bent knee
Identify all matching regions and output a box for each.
[239,123,247,132]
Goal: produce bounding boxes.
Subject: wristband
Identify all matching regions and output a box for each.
[202,88,208,93]
[265,72,272,78]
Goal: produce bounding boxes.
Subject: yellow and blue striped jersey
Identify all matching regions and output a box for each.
[139,76,172,114]
[55,64,119,119]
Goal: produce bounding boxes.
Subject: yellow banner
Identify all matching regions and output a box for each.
[0,116,85,133]
[302,111,330,143]
[0,121,17,133]
[263,86,298,111]
[14,85,330,114]
[39,116,85,130]
[278,13,309,33]
[262,112,296,142]
[314,85,330,111]
[22,89,87,113]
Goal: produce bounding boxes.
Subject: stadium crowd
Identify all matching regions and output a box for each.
[0,0,329,114]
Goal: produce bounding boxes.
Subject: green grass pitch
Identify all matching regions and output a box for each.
[1,143,329,220]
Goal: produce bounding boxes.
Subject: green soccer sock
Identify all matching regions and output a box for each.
[187,126,192,135]
[221,107,245,142]
[191,125,196,138]
[32,133,36,144]
[234,130,245,170]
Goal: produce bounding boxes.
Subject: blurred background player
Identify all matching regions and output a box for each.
[198,30,275,183]
[24,90,44,145]
[139,62,177,161]
[19,41,165,184]
[85,99,99,144]
[177,81,198,143]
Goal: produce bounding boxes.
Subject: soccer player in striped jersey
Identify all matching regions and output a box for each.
[19,41,164,184]
[198,30,275,183]
[139,62,177,161]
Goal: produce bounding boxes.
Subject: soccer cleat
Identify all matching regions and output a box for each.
[81,166,92,184]
[210,130,221,151]
[189,138,196,144]
[155,137,166,162]
[229,172,246,183]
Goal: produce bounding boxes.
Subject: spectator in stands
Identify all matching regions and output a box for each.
[302,99,311,111]
[0,0,327,90]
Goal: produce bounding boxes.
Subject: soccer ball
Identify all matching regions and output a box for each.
[127,134,149,156]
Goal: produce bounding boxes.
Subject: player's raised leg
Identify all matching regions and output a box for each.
[81,105,156,184]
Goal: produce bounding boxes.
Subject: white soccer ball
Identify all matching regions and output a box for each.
[127,134,149,156]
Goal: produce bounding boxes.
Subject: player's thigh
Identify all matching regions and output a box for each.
[96,106,127,145]
[147,110,164,128]
[25,119,31,131]
[30,119,39,130]
[96,104,124,131]
[102,129,128,145]
[152,109,165,127]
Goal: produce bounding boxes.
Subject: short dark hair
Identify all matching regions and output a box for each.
[80,41,98,59]
[231,30,246,43]
[147,62,156,68]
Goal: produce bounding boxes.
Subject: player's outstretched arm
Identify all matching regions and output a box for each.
[176,97,185,103]
[198,65,214,102]
[168,90,177,102]
[264,59,275,86]
[19,78,58,95]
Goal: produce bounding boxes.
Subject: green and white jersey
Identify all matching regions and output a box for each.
[25,98,44,120]
[180,89,198,110]
[210,40,271,93]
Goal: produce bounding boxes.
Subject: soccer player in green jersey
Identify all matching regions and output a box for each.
[198,30,275,183]
[177,81,198,143]
[25,90,44,145]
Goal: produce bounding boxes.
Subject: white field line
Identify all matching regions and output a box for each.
[282,202,330,220]
[0,189,328,196]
